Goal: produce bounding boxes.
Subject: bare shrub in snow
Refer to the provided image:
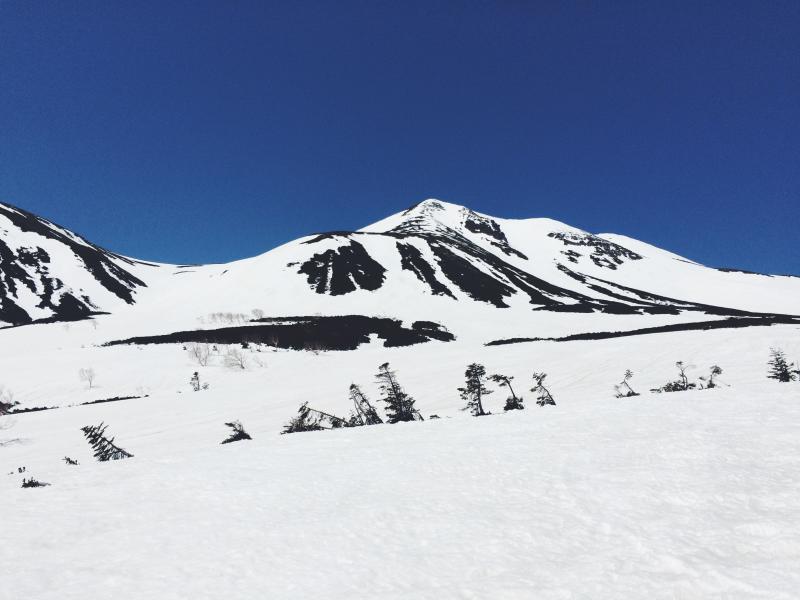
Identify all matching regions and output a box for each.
[251,308,265,320]
[614,369,640,398]
[651,361,696,393]
[78,368,96,389]
[63,456,79,465]
[303,340,326,355]
[459,363,492,416]
[187,342,211,367]
[531,372,556,406]
[699,365,723,389]
[21,478,50,488]
[490,373,523,411]
[0,386,18,415]
[214,312,249,325]
[220,421,252,444]
[224,347,247,370]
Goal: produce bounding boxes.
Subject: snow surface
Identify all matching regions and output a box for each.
[4,389,800,600]
[3,323,800,599]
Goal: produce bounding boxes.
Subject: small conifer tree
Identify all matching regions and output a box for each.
[490,373,523,411]
[375,362,422,423]
[220,420,252,444]
[614,369,640,398]
[768,348,796,382]
[531,372,556,406]
[282,403,324,434]
[459,363,492,416]
[349,384,383,426]
[80,422,134,461]
[281,403,347,433]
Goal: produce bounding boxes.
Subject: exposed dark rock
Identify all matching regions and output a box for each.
[464,212,506,243]
[298,240,386,295]
[717,267,768,275]
[426,231,604,309]
[81,395,145,406]
[463,212,528,259]
[302,232,358,245]
[9,405,54,414]
[105,315,455,351]
[402,200,444,215]
[396,242,455,298]
[428,241,517,307]
[548,232,642,269]
[487,315,800,346]
[0,311,108,331]
[715,267,800,278]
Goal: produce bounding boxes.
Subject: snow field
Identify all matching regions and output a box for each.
[3,324,800,599]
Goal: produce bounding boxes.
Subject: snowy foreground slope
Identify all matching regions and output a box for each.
[2,199,800,598]
[4,387,800,600]
[3,325,800,599]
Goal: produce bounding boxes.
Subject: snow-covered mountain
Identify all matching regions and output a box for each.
[291,198,800,316]
[0,202,159,325]
[2,198,798,341]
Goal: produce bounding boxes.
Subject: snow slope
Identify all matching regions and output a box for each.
[2,324,800,599]
[4,391,800,600]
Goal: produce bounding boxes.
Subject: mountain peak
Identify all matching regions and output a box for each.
[359,198,481,236]
[403,198,463,214]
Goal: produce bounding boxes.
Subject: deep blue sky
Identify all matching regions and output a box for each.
[1,1,798,273]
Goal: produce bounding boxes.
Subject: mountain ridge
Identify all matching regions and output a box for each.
[1,199,799,333]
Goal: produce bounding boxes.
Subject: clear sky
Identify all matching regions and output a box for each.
[1,1,798,273]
